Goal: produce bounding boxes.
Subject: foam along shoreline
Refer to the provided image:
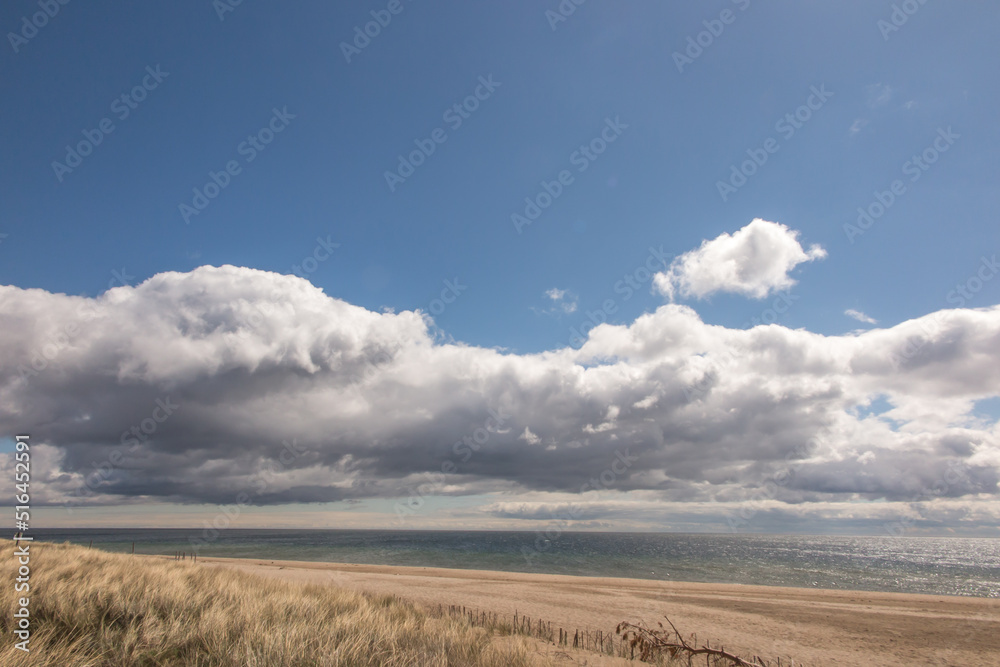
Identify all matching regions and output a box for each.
[170,554,1000,667]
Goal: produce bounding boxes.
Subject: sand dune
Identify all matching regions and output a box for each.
[188,555,1000,666]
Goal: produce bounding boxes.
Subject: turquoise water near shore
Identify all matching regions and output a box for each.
[35,528,1000,598]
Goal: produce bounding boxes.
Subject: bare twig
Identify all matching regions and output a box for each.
[616,616,773,666]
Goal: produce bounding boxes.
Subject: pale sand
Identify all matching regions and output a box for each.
[163,555,999,666]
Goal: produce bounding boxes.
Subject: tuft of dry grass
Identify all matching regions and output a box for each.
[0,543,547,666]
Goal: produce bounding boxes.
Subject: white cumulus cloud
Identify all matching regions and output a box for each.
[1,264,998,534]
[654,219,827,300]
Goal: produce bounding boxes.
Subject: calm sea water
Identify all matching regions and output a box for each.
[33,529,1000,598]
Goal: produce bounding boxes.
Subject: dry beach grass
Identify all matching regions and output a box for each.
[0,543,545,666]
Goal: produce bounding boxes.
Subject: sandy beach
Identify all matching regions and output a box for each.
[175,555,999,666]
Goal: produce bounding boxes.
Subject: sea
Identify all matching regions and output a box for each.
[32,528,1000,598]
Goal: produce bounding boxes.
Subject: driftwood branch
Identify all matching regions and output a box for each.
[616,616,773,666]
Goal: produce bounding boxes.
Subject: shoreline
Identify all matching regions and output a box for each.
[37,529,1000,599]
[151,552,986,602]
[156,553,1000,666]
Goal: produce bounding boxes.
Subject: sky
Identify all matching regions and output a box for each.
[1,0,999,536]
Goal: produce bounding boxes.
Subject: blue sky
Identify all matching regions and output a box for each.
[2,1,1000,534]
[3,0,997,351]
